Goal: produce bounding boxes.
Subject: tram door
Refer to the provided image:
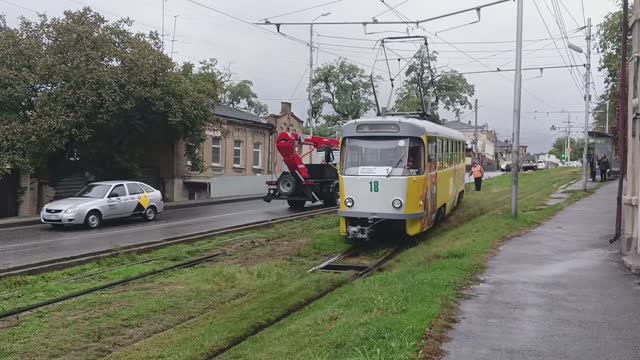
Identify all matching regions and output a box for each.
[425,137,438,228]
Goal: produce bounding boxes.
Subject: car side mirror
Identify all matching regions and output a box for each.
[108,193,119,198]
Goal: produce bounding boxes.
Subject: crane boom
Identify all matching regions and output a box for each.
[275,132,339,180]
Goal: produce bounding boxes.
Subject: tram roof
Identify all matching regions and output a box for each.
[341,116,465,141]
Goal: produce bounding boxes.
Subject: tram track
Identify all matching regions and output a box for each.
[0,206,337,278]
[207,243,408,359]
[0,207,337,321]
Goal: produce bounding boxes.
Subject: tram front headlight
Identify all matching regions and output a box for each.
[344,197,354,208]
[392,198,403,209]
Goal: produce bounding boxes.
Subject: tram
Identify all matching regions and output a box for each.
[338,117,466,240]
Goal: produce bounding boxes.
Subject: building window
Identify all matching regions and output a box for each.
[233,140,243,167]
[211,137,222,166]
[252,143,262,168]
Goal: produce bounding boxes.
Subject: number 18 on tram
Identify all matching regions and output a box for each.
[338,117,467,240]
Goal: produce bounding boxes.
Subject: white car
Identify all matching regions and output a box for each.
[536,161,548,170]
[41,181,164,229]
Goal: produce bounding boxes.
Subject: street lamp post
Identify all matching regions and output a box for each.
[568,18,591,190]
[308,12,331,137]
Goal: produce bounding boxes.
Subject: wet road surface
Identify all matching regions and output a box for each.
[444,183,640,359]
[0,172,503,271]
[0,199,324,270]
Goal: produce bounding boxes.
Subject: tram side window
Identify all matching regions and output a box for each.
[427,137,437,172]
[406,138,424,175]
[437,138,443,170]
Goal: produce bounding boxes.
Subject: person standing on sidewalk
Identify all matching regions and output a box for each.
[597,154,610,182]
[471,161,484,191]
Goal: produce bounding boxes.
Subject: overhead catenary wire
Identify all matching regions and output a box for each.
[532,0,584,96]
[259,0,346,21]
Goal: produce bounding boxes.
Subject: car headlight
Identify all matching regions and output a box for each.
[392,198,403,209]
[344,197,354,208]
[64,207,78,214]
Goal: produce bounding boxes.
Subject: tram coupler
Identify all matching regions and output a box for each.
[347,218,376,240]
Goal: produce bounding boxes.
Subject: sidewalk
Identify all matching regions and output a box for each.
[0,194,262,229]
[444,183,640,360]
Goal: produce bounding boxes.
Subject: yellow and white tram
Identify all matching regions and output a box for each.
[338,117,466,240]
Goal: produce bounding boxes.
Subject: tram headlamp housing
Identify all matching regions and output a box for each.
[344,197,354,208]
[392,198,403,209]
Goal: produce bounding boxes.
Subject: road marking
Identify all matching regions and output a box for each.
[0,209,259,250]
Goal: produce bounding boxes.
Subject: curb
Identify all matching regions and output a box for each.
[0,207,336,277]
[0,195,264,229]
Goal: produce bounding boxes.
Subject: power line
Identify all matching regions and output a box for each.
[255,0,510,26]
[0,0,40,14]
[428,30,564,111]
[370,0,409,20]
[532,0,584,96]
[289,67,308,99]
[259,0,346,21]
[316,33,583,44]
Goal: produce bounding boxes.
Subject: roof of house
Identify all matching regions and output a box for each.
[212,104,266,124]
[443,120,487,131]
[267,112,304,124]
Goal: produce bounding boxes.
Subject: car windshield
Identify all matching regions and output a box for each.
[75,184,111,198]
[341,136,423,176]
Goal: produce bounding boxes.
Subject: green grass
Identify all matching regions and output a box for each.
[0,215,343,314]
[212,168,589,360]
[0,216,352,360]
[0,168,585,359]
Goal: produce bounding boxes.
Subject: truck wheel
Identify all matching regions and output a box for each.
[277,173,296,196]
[324,185,339,207]
[287,200,306,210]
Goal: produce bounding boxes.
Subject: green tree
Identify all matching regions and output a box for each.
[0,8,221,177]
[394,48,475,118]
[593,5,630,134]
[549,137,585,161]
[311,59,375,125]
[222,79,268,116]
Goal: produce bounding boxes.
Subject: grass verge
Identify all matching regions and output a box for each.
[0,168,584,359]
[211,169,591,359]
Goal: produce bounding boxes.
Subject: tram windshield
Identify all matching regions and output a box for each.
[341,137,424,176]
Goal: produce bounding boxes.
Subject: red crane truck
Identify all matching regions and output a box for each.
[263,132,340,209]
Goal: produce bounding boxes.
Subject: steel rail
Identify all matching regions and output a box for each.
[0,206,337,278]
[207,245,406,359]
[0,207,338,321]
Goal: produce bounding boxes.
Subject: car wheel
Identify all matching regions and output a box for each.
[84,210,102,229]
[143,206,157,221]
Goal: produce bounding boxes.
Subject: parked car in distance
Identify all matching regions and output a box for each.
[536,160,548,170]
[41,181,164,229]
[501,161,511,172]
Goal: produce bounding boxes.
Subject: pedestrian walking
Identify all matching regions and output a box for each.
[470,161,484,191]
[597,154,610,182]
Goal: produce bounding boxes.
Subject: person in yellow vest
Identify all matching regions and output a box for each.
[471,161,484,191]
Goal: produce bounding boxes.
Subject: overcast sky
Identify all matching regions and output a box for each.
[2,0,619,153]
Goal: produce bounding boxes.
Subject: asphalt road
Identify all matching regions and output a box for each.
[445,183,640,359]
[0,199,324,271]
[0,172,504,272]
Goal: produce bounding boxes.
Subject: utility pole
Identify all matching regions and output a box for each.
[308,23,314,136]
[474,99,479,155]
[606,100,610,133]
[567,114,572,162]
[170,15,179,60]
[582,18,592,191]
[511,0,524,218]
[161,0,165,51]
